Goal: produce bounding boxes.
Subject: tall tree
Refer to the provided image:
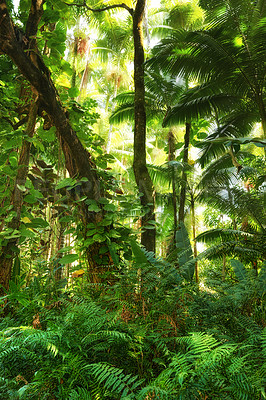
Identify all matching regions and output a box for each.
[71,0,156,252]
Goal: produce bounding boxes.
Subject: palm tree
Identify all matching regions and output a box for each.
[194,151,266,276]
[110,69,189,231]
[147,0,266,161]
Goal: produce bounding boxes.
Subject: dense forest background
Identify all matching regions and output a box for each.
[0,0,265,399]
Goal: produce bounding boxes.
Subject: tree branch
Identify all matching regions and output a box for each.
[64,1,133,16]
[3,115,28,130]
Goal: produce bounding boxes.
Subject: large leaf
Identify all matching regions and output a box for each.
[60,254,79,265]
[24,217,49,229]
[55,177,77,190]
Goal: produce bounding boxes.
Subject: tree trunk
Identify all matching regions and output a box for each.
[133,0,155,253]
[190,195,198,283]
[168,130,178,243]
[178,122,190,224]
[54,219,66,282]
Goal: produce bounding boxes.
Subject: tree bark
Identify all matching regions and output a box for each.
[133,0,155,253]
[178,122,190,224]
[54,220,66,282]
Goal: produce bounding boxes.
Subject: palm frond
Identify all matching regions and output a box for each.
[196,228,254,244]
[163,92,239,126]
[197,153,237,189]
[147,162,183,188]
[200,187,265,231]
[109,102,135,124]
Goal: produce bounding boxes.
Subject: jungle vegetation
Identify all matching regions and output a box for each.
[0,0,265,399]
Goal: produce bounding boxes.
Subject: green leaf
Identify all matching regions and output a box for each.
[104,203,116,212]
[26,218,49,228]
[109,229,121,238]
[93,233,106,242]
[0,228,13,237]
[38,126,56,142]
[24,194,38,204]
[3,138,20,150]
[88,204,101,212]
[9,151,18,167]
[98,197,109,205]
[86,229,97,237]
[20,225,36,238]
[68,87,80,98]
[56,177,76,190]
[2,165,17,177]
[58,246,73,253]
[60,254,79,264]
[30,188,44,198]
[108,242,119,266]
[84,238,94,246]
[99,245,108,255]
[4,229,21,239]
[59,215,73,223]
[17,184,27,192]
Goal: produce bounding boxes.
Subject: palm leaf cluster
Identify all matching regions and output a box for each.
[147,0,266,165]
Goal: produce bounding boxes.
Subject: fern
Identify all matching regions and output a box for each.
[68,387,92,400]
[140,331,264,399]
[136,385,171,400]
[85,362,141,399]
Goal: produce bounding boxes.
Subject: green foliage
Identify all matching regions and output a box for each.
[68,387,92,400]
[0,1,265,399]
[150,332,262,399]
[1,264,265,399]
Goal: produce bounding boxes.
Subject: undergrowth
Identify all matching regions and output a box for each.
[0,253,265,399]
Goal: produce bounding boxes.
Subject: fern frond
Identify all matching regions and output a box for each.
[68,387,92,400]
[84,362,141,398]
[136,385,171,400]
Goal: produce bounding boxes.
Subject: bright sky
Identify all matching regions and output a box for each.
[150,0,161,8]
[13,0,19,13]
